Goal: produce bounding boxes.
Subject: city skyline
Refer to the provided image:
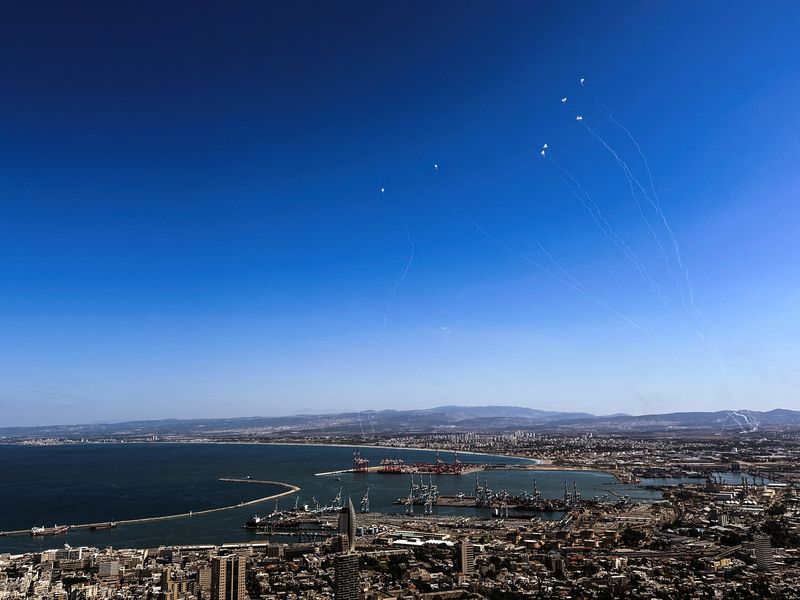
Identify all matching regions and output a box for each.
[2,1,800,426]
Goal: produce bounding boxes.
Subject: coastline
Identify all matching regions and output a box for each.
[3,439,538,464]
[257,440,541,463]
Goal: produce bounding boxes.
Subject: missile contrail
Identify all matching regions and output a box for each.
[547,155,674,314]
[376,216,415,341]
[457,199,652,338]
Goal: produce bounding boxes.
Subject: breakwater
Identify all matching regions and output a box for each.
[0,478,299,538]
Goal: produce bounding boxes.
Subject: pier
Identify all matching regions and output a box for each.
[314,468,355,476]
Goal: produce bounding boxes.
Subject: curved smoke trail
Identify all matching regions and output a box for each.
[376,216,415,340]
[547,156,674,314]
[457,199,651,338]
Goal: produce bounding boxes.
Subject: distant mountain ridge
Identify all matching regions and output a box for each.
[2,405,800,439]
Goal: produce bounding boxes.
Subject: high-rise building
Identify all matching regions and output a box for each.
[459,540,475,575]
[546,550,566,575]
[334,496,360,599]
[334,552,360,600]
[160,567,173,600]
[754,534,776,571]
[98,560,119,578]
[196,566,212,599]
[337,498,357,554]
[211,555,246,600]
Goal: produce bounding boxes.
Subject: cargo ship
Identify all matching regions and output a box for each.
[89,522,117,531]
[30,525,69,536]
[378,451,484,475]
[244,515,269,529]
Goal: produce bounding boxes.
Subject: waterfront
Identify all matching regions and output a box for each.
[1,443,651,552]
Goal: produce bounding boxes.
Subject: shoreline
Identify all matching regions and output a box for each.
[2,439,540,464]
[258,440,542,464]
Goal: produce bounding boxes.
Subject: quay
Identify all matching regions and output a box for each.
[485,463,632,483]
[318,462,628,481]
[314,469,355,476]
[316,465,487,477]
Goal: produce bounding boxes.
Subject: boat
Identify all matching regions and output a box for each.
[244,515,268,529]
[89,522,117,531]
[31,525,69,536]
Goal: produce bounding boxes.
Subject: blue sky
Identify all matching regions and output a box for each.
[1,1,799,426]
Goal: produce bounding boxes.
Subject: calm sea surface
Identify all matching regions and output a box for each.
[0,443,656,553]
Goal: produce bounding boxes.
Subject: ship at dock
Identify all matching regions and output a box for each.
[245,487,344,531]
[353,449,485,475]
[393,474,598,517]
[30,525,69,537]
[242,486,375,543]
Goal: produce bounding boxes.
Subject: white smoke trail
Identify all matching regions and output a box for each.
[582,89,693,306]
[610,116,702,319]
[594,99,663,212]
[581,123,688,302]
[580,112,703,326]
[578,98,735,401]
[579,120,682,295]
[535,241,678,362]
[376,216,415,340]
[580,121,720,350]
[566,89,691,314]
[457,200,652,337]
[548,156,674,314]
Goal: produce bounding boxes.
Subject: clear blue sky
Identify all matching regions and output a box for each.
[2,1,799,426]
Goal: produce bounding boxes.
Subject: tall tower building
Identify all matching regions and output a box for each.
[334,552,360,600]
[337,498,357,554]
[211,555,246,600]
[459,540,475,575]
[196,566,212,599]
[160,568,173,600]
[334,497,360,599]
[754,534,776,571]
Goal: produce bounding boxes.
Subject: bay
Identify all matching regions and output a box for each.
[0,443,650,553]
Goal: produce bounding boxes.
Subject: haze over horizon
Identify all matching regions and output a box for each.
[4,403,800,433]
[2,1,799,426]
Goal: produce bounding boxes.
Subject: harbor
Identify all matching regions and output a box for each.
[0,443,626,553]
